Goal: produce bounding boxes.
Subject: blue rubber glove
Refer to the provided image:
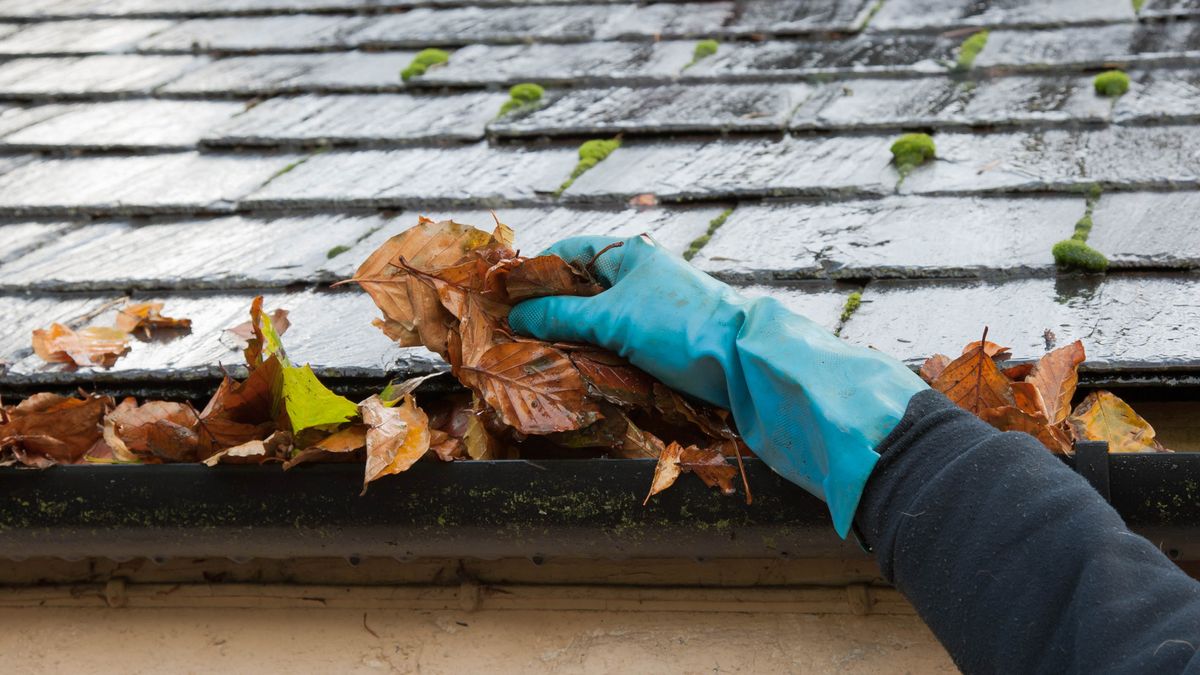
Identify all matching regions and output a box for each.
[508,235,928,538]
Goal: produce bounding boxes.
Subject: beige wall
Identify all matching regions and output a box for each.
[0,557,955,674]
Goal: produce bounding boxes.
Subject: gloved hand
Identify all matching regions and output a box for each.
[508,234,928,538]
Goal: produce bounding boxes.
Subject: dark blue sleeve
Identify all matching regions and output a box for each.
[856,389,1200,674]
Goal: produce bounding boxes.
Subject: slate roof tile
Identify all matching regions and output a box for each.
[869,0,1135,32]
[0,153,297,216]
[0,55,205,99]
[692,196,1081,282]
[206,92,504,146]
[490,83,813,137]
[561,136,895,202]
[0,19,175,55]
[899,126,1200,195]
[242,144,577,208]
[0,100,243,149]
[0,3,1198,388]
[840,275,1200,372]
[158,51,413,95]
[138,14,374,53]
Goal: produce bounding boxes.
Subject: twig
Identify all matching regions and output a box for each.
[585,241,624,278]
[362,612,380,639]
[731,441,753,505]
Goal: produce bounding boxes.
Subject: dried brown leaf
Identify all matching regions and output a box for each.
[203,430,292,466]
[932,334,1015,415]
[1027,340,1086,426]
[979,405,1072,454]
[115,302,192,337]
[32,323,130,368]
[0,393,112,464]
[458,342,600,435]
[103,399,208,463]
[919,354,951,384]
[361,394,431,492]
[504,255,603,303]
[644,441,685,505]
[1069,391,1167,454]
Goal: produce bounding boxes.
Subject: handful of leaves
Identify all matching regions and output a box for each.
[922,330,1170,454]
[345,216,749,502]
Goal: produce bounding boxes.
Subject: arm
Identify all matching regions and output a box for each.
[511,234,1200,673]
[861,389,1200,673]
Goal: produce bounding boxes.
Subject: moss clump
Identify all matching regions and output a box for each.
[686,39,719,68]
[890,133,936,174]
[326,244,351,259]
[955,30,989,71]
[401,48,450,82]
[1132,0,1146,13]
[498,82,545,117]
[556,138,620,195]
[1052,239,1108,272]
[1093,69,1130,97]
[839,291,862,324]
[683,207,734,261]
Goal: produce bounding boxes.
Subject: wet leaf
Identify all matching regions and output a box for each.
[1027,340,1086,425]
[979,405,1072,454]
[198,357,279,451]
[678,443,738,496]
[283,424,368,469]
[644,441,685,505]
[32,323,130,368]
[458,342,600,435]
[203,430,292,466]
[931,335,1015,415]
[504,255,603,302]
[962,340,1012,361]
[114,302,192,337]
[1069,390,1167,453]
[919,354,951,384]
[0,393,112,464]
[277,364,359,436]
[571,349,656,409]
[1002,363,1035,381]
[361,394,431,492]
[103,399,208,463]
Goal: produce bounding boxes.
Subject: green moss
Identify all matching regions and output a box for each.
[683,207,734,260]
[326,244,351,259]
[400,48,450,82]
[1094,69,1130,97]
[955,30,989,71]
[839,291,862,324]
[1072,214,1094,241]
[890,133,936,174]
[1132,0,1146,12]
[556,137,621,195]
[1053,239,1109,272]
[497,82,545,116]
[685,39,719,68]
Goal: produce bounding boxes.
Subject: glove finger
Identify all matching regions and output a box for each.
[540,235,625,287]
[508,295,600,346]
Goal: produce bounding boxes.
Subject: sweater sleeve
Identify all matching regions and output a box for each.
[855,389,1200,674]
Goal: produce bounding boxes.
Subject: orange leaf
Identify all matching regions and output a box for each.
[1068,391,1167,454]
[962,340,1012,361]
[919,354,951,384]
[458,342,600,435]
[1027,340,1086,425]
[644,441,685,505]
[678,443,739,496]
[931,337,1015,415]
[32,323,129,368]
[979,405,1072,454]
[504,255,603,302]
[103,399,208,463]
[0,393,112,464]
[114,302,192,337]
[283,424,368,469]
[361,393,431,492]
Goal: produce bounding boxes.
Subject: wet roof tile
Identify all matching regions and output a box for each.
[0,2,1198,386]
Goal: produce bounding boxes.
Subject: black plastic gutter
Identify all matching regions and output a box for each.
[1,448,1199,562]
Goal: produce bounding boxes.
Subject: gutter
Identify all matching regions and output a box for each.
[1,446,1198,562]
